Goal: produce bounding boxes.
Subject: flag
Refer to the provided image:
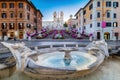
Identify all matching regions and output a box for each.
[102,21,106,28]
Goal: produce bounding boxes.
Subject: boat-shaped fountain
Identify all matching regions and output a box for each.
[1,40,109,79]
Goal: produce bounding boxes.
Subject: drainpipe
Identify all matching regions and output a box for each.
[102,0,104,40]
[15,0,18,38]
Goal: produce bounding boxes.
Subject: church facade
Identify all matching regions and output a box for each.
[42,11,64,30]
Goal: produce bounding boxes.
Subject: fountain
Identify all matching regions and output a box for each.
[58,48,78,66]
[1,40,109,79]
[63,51,72,66]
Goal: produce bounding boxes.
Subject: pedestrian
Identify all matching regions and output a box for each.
[14,36,16,41]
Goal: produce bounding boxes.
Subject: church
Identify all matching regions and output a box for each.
[42,11,64,30]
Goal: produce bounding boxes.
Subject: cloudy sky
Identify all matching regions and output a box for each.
[32,0,89,21]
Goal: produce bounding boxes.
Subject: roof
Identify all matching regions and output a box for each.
[26,0,43,17]
[26,0,37,10]
[74,0,93,16]
[75,8,83,16]
[83,0,93,10]
[37,9,43,17]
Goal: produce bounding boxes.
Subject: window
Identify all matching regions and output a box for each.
[106,22,111,27]
[2,13,7,18]
[34,11,36,16]
[115,33,119,37]
[10,13,14,18]
[83,26,86,30]
[97,22,100,27]
[27,13,30,20]
[19,3,23,8]
[90,24,92,28]
[18,23,24,29]
[113,22,118,27]
[27,24,31,28]
[114,13,117,18]
[113,2,119,8]
[83,10,86,15]
[9,3,14,8]
[107,12,110,18]
[9,23,14,29]
[89,4,93,10]
[90,14,92,19]
[97,1,101,7]
[34,18,37,23]
[27,5,30,11]
[2,3,7,8]
[2,23,7,29]
[106,1,111,7]
[97,12,100,18]
[84,18,86,23]
[76,16,78,19]
[19,13,23,18]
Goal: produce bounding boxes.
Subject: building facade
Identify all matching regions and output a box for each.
[42,11,64,30]
[0,0,43,40]
[75,0,120,40]
[67,15,78,28]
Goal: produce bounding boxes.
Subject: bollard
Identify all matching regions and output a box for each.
[76,44,79,48]
[64,44,66,48]
[50,45,53,48]
[34,46,38,51]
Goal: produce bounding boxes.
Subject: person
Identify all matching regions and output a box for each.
[14,36,16,41]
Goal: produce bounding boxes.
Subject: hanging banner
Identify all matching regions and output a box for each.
[102,21,106,28]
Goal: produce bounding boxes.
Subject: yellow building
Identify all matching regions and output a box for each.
[75,0,120,40]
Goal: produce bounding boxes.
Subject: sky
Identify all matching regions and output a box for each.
[32,0,89,21]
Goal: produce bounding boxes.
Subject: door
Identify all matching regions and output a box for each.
[97,32,100,40]
[104,32,110,40]
[19,32,23,39]
[10,32,14,38]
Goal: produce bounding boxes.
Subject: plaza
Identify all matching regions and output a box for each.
[0,0,120,80]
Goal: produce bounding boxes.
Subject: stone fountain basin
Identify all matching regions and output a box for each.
[24,48,104,78]
[0,52,16,78]
[35,51,97,70]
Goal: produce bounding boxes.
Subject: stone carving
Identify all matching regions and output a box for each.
[86,40,109,57]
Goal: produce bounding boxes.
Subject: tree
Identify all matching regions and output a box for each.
[63,22,68,27]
